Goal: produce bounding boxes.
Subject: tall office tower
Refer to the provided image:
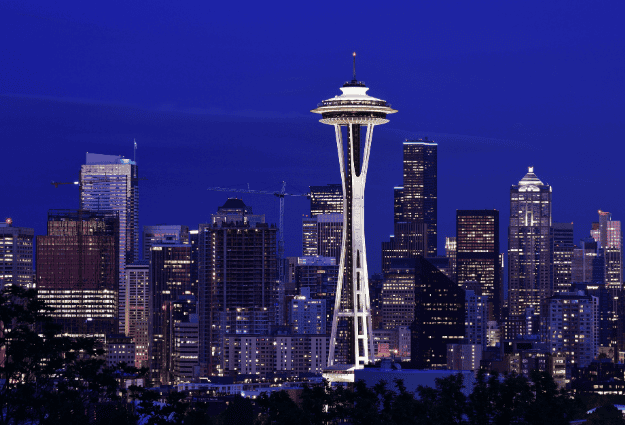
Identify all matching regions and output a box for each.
[394,187,404,223]
[198,199,277,375]
[301,213,343,263]
[189,230,199,298]
[150,244,193,385]
[143,225,189,260]
[402,139,437,257]
[572,238,599,283]
[126,261,150,368]
[309,184,343,217]
[594,211,622,294]
[544,292,598,369]
[445,236,457,284]
[381,222,428,273]
[0,219,34,288]
[409,257,465,369]
[80,153,139,333]
[507,167,553,337]
[289,287,326,334]
[36,210,118,337]
[464,289,488,348]
[380,263,416,330]
[456,210,501,319]
[312,56,397,370]
[553,223,574,292]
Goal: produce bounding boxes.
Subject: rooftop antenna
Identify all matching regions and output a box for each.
[133,138,137,163]
[352,52,357,81]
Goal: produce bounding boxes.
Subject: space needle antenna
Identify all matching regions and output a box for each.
[353,52,356,81]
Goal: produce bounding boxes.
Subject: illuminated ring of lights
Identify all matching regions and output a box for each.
[319,117,389,125]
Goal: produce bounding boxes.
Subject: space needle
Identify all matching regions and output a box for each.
[312,53,397,378]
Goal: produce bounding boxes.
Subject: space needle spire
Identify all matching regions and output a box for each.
[312,54,397,378]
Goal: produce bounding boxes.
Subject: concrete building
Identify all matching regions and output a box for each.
[465,289,488,348]
[447,344,482,371]
[80,153,139,334]
[0,219,34,288]
[553,222,574,293]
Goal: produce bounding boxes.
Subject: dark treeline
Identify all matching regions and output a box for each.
[1,286,624,425]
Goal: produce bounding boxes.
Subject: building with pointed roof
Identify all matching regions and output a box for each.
[507,167,553,338]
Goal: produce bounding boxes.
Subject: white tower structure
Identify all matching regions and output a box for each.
[312,54,397,368]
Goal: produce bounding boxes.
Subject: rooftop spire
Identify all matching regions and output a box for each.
[352,52,356,81]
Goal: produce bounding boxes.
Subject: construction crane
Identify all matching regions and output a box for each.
[207,182,310,278]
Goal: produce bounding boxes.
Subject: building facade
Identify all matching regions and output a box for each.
[143,225,189,260]
[0,220,34,288]
[507,167,553,337]
[126,261,150,368]
[198,199,278,375]
[36,210,119,337]
[80,153,139,333]
[401,139,437,257]
[553,222,574,292]
[456,210,501,319]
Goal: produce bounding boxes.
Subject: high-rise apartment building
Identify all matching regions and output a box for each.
[150,244,193,384]
[0,219,34,288]
[289,287,326,334]
[456,210,501,319]
[36,210,119,337]
[80,153,139,333]
[309,184,343,217]
[572,238,599,283]
[402,139,437,257]
[198,199,278,375]
[553,222,574,292]
[464,289,488,348]
[126,261,150,368]
[507,167,553,337]
[544,292,598,369]
[143,225,189,260]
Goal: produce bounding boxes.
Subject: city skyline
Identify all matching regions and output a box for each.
[2,2,624,275]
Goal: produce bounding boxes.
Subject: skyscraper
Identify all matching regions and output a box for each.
[150,244,193,384]
[381,222,428,273]
[80,153,139,333]
[402,139,437,257]
[409,257,465,369]
[0,219,34,288]
[456,210,501,319]
[309,184,343,217]
[594,211,622,294]
[507,167,553,337]
[301,213,343,263]
[198,199,278,375]
[553,222,574,292]
[36,210,118,337]
[311,56,397,370]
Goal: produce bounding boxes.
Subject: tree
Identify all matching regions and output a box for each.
[586,404,625,425]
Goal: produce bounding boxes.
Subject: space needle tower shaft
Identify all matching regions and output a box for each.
[312,53,397,367]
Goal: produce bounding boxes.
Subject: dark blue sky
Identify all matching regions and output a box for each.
[2,1,624,274]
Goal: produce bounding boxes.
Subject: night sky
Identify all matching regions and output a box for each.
[2,1,624,275]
